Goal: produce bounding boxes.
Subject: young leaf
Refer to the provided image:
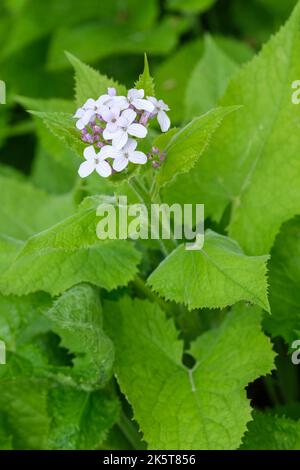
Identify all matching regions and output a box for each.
[134,54,155,96]
[188,3,300,255]
[66,52,126,106]
[156,106,238,188]
[241,411,300,450]
[105,298,275,449]
[148,230,270,311]
[185,35,238,119]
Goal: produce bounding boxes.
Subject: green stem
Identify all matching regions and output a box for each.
[128,176,177,256]
[133,275,170,313]
[117,410,145,450]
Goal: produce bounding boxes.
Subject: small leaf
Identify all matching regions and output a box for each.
[134,54,155,96]
[66,52,126,106]
[156,106,239,188]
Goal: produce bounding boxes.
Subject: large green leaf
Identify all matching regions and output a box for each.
[185,35,238,119]
[105,298,275,449]
[148,230,270,311]
[241,411,300,450]
[0,176,75,240]
[264,217,300,343]
[185,3,300,255]
[0,198,141,296]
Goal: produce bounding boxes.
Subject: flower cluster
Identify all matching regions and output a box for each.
[74,87,170,178]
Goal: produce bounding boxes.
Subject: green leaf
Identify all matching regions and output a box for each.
[0,198,141,296]
[105,298,275,449]
[148,230,270,311]
[45,284,114,389]
[264,217,300,343]
[156,106,238,188]
[30,111,85,160]
[188,3,300,255]
[134,54,155,96]
[185,35,238,119]
[0,175,75,240]
[241,411,300,450]
[47,17,189,71]
[66,52,126,106]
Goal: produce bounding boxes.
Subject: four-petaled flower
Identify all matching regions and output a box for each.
[122,89,155,112]
[113,139,147,172]
[78,145,118,178]
[147,96,170,132]
[74,98,100,130]
[103,108,147,149]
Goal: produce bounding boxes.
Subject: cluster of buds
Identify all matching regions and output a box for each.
[74,87,170,178]
[147,146,167,169]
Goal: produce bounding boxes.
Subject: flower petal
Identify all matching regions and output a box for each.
[133,98,155,112]
[128,88,144,101]
[83,145,97,161]
[157,110,170,132]
[112,130,128,149]
[74,108,84,118]
[128,123,147,138]
[96,160,112,178]
[100,105,113,122]
[118,108,136,127]
[129,151,147,165]
[106,122,119,133]
[100,145,121,160]
[113,156,128,172]
[78,160,95,178]
[103,128,116,140]
[123,138,137,153]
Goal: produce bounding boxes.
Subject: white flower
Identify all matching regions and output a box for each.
[103,108,147,149]
[147,96,170,132]
[127,89,154,112]
[113,139,147,172]
[78,145,118,178]
[100,106,121,133]
[74,98,100,130]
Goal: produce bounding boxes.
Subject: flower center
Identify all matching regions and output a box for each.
[95,158,99,164]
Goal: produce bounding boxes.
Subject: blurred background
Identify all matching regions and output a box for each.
[0,0,297,180]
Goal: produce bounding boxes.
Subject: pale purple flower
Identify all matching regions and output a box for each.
[74,98,100,130]
[116,89,155,112]
[78,145,119,178]
[100,106,121,133]
[147,96,170,132]
[103,108,147,149]
[112,139,147,172]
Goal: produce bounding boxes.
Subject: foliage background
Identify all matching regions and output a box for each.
[0,0,300,450]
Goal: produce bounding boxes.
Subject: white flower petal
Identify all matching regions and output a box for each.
[123,138,137,153]
[128,123,147,139]
[157,110,170,132]
[147,96,158,106]
[133,98,155,112]
[83,146,96,161]
[112,130,128,149]
[113,156,128,172]
[96,160,112,178]
[76,119,85,130]
[100,145,121,160]
[108,87,116,96]
[103,128,116,140]
[128,88,144,101]
[100,106,113,122]
[119,108,136,126]
[85,98,97,109]
[106,122,119,133]
[78,160,95,178]
[74,108,84,118]
[129,151,147,165]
